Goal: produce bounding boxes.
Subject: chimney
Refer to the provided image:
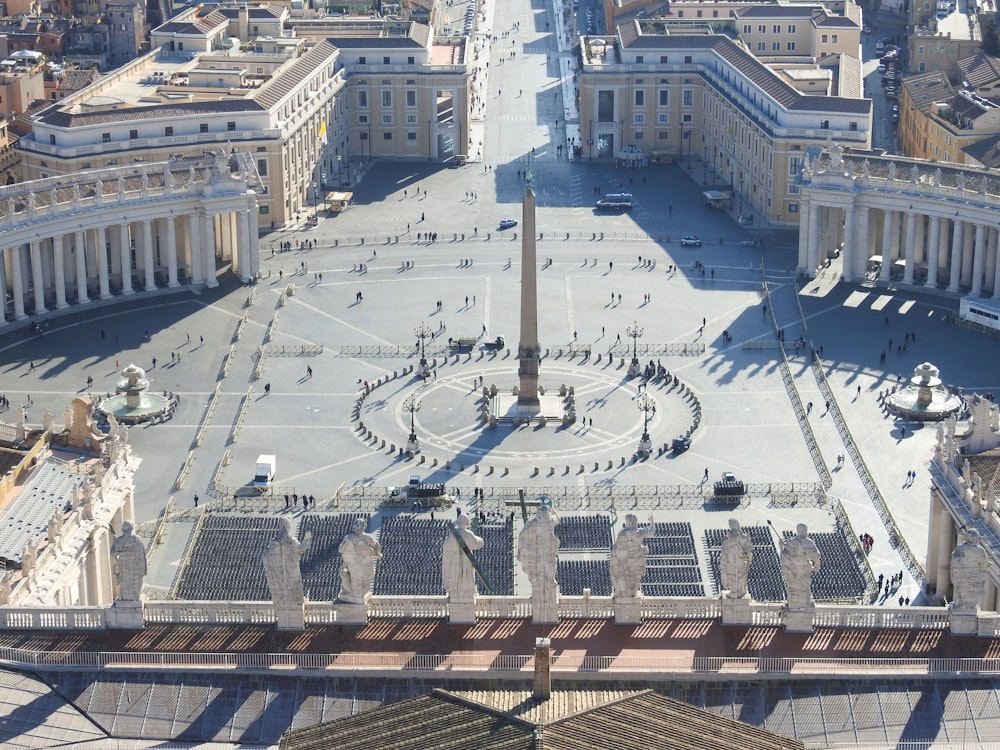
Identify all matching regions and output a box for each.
[532,637,551,700]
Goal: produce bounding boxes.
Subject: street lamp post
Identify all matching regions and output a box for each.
[636,385,656,457]
[414,323,433,378]
[337,154,343,187]
[684,130,692,169]
[404,395,423,455]
[703,146,708,184]
[625,320,644,376]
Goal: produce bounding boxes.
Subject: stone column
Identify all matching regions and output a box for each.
[948,221,963,293]
[842,205,856,282]
[935,503,954,599]
[851,205,870,281]
[797,199,811,274]
[142,220,155,291]
[903,211,916,284]
[29,239,47,313]
[202,212,217,288]
[52,233,67,308]
[926,216,941,288]
[11,245,25,319]
[806,202,822,274]
[96,225,111,299]
[993,229,1000,300]
[961,222,975,286]
[119,222,133,295]
[188,215,204,284]
[74,230,88,303]
[971,223,986,296]
[0,248,7,325]
[914,214,926,266]
[166,216,179,287]
[245,202,261,279]
[986,228,999,297]
[236,208,252,282]
[879,209,894,281]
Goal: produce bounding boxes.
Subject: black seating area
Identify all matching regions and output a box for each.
[373,516,448,595]
[473,517,514,595]
[704,526,784,601]
[300,514,367,601]
[410,483,446,499]
[554,515,612,550]
[557,559,612,596]
[645,536,696,556]
[783,529,869,601]
[176,516,281,601]
[713,477,746,498]
[640,520,702,596]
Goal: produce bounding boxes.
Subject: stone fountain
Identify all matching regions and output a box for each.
[98,363,174,424]
[887,362,963,422]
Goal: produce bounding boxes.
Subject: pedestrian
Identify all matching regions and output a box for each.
[194,494,199,507]
[186,332,191,344]
[29,361,35,372]
[265,382,271,394]
[806,401,813,414]
[703,467,709,480]
[857,385,862,397]
[307,365,313,378]
[200,335,204,345]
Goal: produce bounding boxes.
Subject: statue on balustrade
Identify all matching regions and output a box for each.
[951,528,989,612]
[720,518,754,599]
[262,517,312,607]
[518,502,560,620]
[779,523,821,608]
[610,513,655,598]
[442,513,485,603]
[110,521,147,602]
[337,518,381,604]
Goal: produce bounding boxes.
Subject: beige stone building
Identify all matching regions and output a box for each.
[579,20,870,225]
[16,3,471,227]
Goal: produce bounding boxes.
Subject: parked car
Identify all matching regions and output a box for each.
[680,235,703,247]
[498,218,518,230]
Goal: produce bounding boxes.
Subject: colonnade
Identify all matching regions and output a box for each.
[0,155,261,326]
[797,148,1000,300]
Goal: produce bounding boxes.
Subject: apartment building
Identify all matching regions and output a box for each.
[16,3,471,227]
[899,52,1000,166]
[578,19,870,225]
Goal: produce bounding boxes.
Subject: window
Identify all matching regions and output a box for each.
[408,131,417,141]
[360,131,368,141]
[634,114,644,124]
[684,55,692,64]
[682,89,693,106]
[406,114,417,124]
[682,113,693,123]
[789,156,801,175]
[819,120,829,129]
[788,183,799,193]
[359,115,369,124]
[773,24,781,32]
[129,129,138,139]
[102,132,111,142]
[383,132,392,140]
[635,130,644,139]
[659,90,668,106]
[787,41,796,50]
[773,41,781,50]
[919,62,926,72]
[227,121,236,131]
[832,34,838,43]
[659,55,668,63]
[849,121,858,131]
[918,45,925,53]
[635,90,644,106]
[257,146,266,152]
[406,90,416,107]
[359,56,366,64]
[657,113,669,124]
[636,55,643,64]
[743,24,751,33]
[49,134,56,145]
[788,24,796,32]
[382,90,391,107]
[658,131,669,140]
[200,123,208,133]
[821,34,828,43]
[757,42,766,51]
[257,158,268,176]
[382,114,393,124]
[407,56,415,64]
[359,91,368,107]
[164,126,173,136]
[758,24,766,32]
[696,9,702,17]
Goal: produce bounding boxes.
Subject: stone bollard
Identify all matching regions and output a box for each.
[565,465,570,474]
[580,464,585,473]
[533,467,539,476]
[367,430,373,439]
[489,465,494,474]
[620,358,625,368]
[548,467,555,476]
[539,385,546,396]
[473,464,479,473]
[390,443,396,452]
[620,457,626,466]
[560,384,567,396]
[358,421,365,431]
[445,462,451,471]
[432,458,438,466]
[460,463,465,471]
[568,386,575,396]
[597,353,602,362]
[595,462,600,471]
[393,370,397,378]
[380,439,386,448]
[503,466,509,475]
[419,455,426,463]
[607,460,613,470]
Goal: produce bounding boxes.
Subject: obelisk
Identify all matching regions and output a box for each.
[516,165,540,408]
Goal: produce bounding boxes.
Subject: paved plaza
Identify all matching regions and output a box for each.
[2,0,998,610]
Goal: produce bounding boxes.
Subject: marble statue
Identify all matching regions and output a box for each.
[910,164,919,183]
[117,176,125,195]
[720,518,754,599]
[337,518,381,604]
[962,458,972,485]
[518,503,560,621]
[934,167,942,186]
[779,523,821,608]
[262,517,312,607]
[957,170,966,190]
[214,148,230,177]
[610,513,655,598]
[887,162,896,181]
[442,514,485,602]
[951,528,988,611]
[972,472,984,505]
[42,410,54,431]
[110,521,147,601]
[862,159,871,178]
